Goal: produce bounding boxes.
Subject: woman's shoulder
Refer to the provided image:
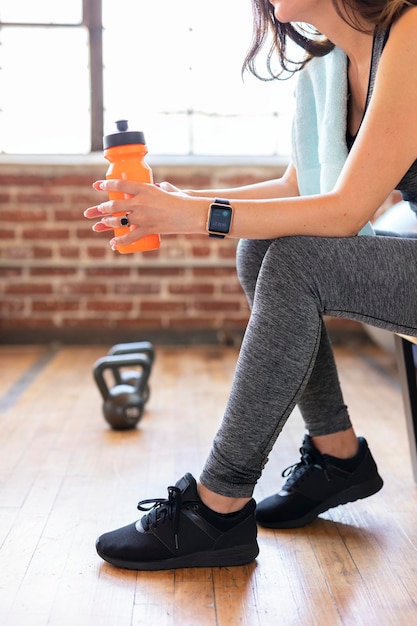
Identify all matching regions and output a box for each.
[389,5,417,38]
[379,6,417,73]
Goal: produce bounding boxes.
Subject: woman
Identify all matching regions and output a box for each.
[84,0,417,570]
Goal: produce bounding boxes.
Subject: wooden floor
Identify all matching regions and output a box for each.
[0,339,416,626]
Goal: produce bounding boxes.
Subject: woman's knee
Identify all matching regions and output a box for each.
[236,239,273,304]
[254,237,324,310]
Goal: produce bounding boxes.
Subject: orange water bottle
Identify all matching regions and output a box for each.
[103,119,161,254]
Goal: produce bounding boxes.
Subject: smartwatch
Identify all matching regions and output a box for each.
[207,198,233,239]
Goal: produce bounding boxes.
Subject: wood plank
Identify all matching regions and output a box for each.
[0,345,48,405]
[0,341,416,625]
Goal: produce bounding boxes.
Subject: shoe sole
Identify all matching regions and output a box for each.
[96,542,260,571]
[257,475,384,529]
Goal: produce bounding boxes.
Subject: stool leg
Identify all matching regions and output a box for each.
[395,334,417,483]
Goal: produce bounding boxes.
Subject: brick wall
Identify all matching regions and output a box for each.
[0,157,287,344]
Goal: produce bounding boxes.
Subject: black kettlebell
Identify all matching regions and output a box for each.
[107,341,155,402]
[93,352,152,430]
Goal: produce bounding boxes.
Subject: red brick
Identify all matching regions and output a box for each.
[0,268,23,278]
[9,209,48,221]
[218,174,262,187]
[193,267,237,278]
[1,161,330,339]
[55,208,87,221]
[33,247,54,259]
[61,283,107,295]
[114,284,161,295]
[0,318,57,329]
[164,317,224,329]
[3,246,32,259]
[193,301,240,312]
[22,227,70,240]
[191,246,211,257]
[5,284,53,295]
[32,300,80,312]
[223,316,250,327]
[134,267,186,278]
[102,318,164,329]
[221,283,246,295]
[139,248,161,259]
[140,301,187,313]
[184,234,207,241]
[0,300,25,314]
[86,246,107,258]
[0,229,16,239]
[86,301,134,312]
[160,174,212,188]
[219,246,238,259]
[86,268,132,278]
[72,192,107,204]
[169,284,214,295]
[59,246,81,258]
[76,227,104,239]
[51,174,99,186]
[17,193,65,205]
[30,267,77,276]
[0,174,47,186]
[62,317,114,329]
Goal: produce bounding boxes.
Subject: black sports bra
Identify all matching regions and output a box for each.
[346,26,417,213]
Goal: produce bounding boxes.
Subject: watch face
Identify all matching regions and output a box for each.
[209,206,232,233]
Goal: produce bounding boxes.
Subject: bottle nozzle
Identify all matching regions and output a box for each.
[116,120,129,132]
[103,120,146,148]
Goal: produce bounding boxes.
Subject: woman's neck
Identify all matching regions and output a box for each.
[310,13,375,138]
[308,5,374,67]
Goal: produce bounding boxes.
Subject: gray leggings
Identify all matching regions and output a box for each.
[199,234,417,497]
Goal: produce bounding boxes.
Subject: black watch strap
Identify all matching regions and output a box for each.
[207,198,232,239]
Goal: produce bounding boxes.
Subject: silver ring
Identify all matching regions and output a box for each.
[120,214,129,227]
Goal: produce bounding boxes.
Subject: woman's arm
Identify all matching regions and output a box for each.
[177,162,300,200]
[85,163,301,239]
[226,7,417,239]
[85,9,417,245]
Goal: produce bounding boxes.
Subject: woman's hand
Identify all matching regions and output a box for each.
[84,179,205,249]
[158,181,183,194]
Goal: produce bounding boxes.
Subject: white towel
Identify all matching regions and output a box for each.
[291,46,374,236]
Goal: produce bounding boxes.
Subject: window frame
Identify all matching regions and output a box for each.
[0,0,104,152]
[83,0,103,151]
[0,1,292,159]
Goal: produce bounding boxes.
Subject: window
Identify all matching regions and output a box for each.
[0,0,295,156]
[0,1,90,153]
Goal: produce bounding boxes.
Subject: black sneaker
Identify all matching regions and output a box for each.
[96,473,259,570]
[256,435,383,529]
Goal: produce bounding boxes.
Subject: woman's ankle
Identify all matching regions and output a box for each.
[197,482,251,514]
[311,428,359,459]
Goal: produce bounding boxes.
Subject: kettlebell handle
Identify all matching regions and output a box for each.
[93,353,152,401]
[108,341,154,363]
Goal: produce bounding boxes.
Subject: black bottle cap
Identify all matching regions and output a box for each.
[103,120,146,149]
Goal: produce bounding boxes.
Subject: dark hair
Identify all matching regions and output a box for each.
[243,0,417,79]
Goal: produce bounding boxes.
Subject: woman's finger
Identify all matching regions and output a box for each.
[158,181,181,193]
[84,199,130,218]
[93,179,154,196]
[99,213,133,229]
[84,205,104,218]
[92,221,113,232]
[109,226,144,250]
